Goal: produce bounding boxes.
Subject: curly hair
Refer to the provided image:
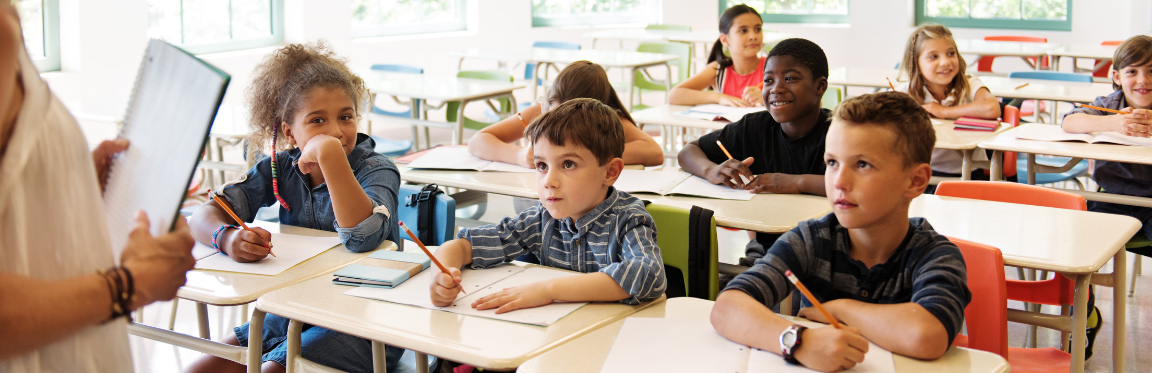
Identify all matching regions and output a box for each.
[767,38,829,80]
[244,40,367,159]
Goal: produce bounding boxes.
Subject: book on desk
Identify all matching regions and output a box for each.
[675,104,765,122]
[1016,122,1152,147]
[952,117,1000,131]
[333,250,432,288]
[614,170,755,201]
[402,145,535,172]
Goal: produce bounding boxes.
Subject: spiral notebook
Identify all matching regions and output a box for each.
[103,39,230,259]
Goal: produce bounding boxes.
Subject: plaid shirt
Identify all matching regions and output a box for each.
[458,187,666,304]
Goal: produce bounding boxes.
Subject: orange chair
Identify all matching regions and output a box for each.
[1092,40,1123,78]
[976,36,1051,73]
[985,105,1020,179]
[951,237,1071,372]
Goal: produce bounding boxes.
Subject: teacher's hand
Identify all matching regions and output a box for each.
[92,139,129,194]
[120,211,195,310]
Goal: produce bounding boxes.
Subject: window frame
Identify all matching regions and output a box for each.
[161,0,285,55]
[351,0,467,38]
[720,1,849,25]
[531,0,658,27]
[23,0,61,72]
[914,0,1072,31]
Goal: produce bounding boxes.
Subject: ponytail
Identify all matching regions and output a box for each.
[711,4,760,69]
[708,39,732,68]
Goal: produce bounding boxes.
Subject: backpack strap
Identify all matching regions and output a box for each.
[687,205,714,299]
[404,184,442,245]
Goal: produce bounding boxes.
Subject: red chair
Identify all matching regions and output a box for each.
[951,238,1071,372]
[985,105,1020,179]
[976,36,1051,73]
[1092,40,1123,78]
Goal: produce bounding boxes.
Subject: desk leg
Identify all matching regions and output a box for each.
[627,67,637,110]
[1113,250,1127,373]
[246,310,265,373]
[197,302,210,340]
[410,99,422,151]
[371,341,388,373]
[664,62,672,104]
[1070,273,1090,373]
[286,319,303,373]
[531,62,542,102]
[416,352,430,373]
[453,100,469,146]
[990,150,1003,181]
[961,149,973,180]
[1027,153,1037,185]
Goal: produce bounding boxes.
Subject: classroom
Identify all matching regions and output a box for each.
[1,0,1150,372]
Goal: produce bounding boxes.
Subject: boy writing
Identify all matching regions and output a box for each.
[429,98,666,313]
[711,92,970,372]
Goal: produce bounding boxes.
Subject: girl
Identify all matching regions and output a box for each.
[897,24,1000,179]
[668,4,765,107]
[186,42,404,373]
[468,60,663,168]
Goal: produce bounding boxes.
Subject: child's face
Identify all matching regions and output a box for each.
[283,87,358,155]
[763,55,827,124]
[1114,61,1152,110]
[916,38,960,89]
[532,138,622,221]
[721,13,763,59]
[824,120,927,230]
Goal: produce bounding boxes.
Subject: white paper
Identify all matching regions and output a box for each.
[746,319,895,373]
[614,170,692,195]
[1015,123,1095,143]
[601,318,751,373]
[668,175,756,201]
[193,233,340,276]
[930,118,944,126]
[480,160,536,173]
[686,104,766,122]
[406,146,535,172]
[192,242,219,261]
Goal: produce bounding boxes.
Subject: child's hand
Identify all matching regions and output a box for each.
[743,173,799,194]
[120,211,196,310]
[518,145,535,169]
[223,227,272,263]
[742,86,764,106]
[471,281,554,314]
[297,134,342,174]
[921,102,946,118]
[718,94,752,108]
[797,302,848,326]
[92,138,129,194]
[430,267,464,307]
[1118,107,1152,138]
[705,157,755,189]
[794,326,869,372]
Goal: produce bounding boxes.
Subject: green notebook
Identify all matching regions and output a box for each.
[333,251,432,288]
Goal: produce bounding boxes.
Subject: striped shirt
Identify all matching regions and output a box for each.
[1063,89,1152,197]
[725,213,970,343]
[458,187,667,304]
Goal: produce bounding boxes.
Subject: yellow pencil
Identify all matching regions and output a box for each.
[1074,102,1127,114]
[209,189,275,257]
[1015,82,1030,90]
[886,77,896,91]
[785,270,842,329]
[399,221,466,294]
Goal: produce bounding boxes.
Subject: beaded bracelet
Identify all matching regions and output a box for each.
[213,224,239,254]
[97,267,134,321]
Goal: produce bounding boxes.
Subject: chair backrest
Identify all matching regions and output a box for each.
[636,42,692,84]
[532,41,581,50]
[1006,70,1094,83]
[457,70,514,82]
[977,36,1049,73]
[1001,105,1019,178]
[646,24,691,31]
[371,64,424,75]
[950,237,1010,358]
[821,87,842,109]
[397,184,456,246]
[645,203,719,300]
[1094,40,1123,78]
[935,180,1087,211]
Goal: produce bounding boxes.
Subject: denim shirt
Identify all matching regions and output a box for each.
[220,133,400,252]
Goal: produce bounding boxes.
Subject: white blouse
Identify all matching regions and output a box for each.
[897,76,989,175]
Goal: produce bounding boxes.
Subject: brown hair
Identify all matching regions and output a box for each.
[546,60,634,125]
[834,92,935,168]
[901,24,971,105]
[244,40,367,159]
[525,98,624,166]
[1112,35,1152,91]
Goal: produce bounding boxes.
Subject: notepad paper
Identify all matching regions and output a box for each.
[344,264,588,326]
[103,39,229,259]
[406,146,534,172]
[1016,123,1152,147]
[193,233,341,276]
[677,104,765,122]
[615,170,755,201]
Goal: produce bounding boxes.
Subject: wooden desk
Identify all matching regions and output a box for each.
[448,47,678,110]
[910,195,1138,373]
[127,221,391,373]
[827,67,1112,103]
[254,263,664,372]
[357,71,526,146]
[519,297,1011,373]
[1047,44,1118,73]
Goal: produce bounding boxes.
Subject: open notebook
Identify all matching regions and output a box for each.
[1016,123,1152,147]
[675,104,765,122]
[344,264,587,326]
[191,233,341,276]
[103,39,230,259]
[601,318,895,373]
[405,146,534,172]
[614,170,755,201]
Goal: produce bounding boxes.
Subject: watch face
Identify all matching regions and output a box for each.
[782,332,797,346]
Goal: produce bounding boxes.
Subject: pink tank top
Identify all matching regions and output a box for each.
[720,57,767,98]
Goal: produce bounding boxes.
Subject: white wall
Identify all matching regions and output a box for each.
[43,0,1150,118]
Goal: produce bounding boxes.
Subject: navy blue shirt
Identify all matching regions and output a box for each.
[1063,90,1152,197]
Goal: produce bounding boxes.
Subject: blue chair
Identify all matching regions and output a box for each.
[1005,71,1093,123]
[1016,155,1089,189]
[397,184,456,247]
[367,64,421,156]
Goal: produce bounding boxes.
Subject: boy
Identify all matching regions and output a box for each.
[428,98,666,314]
[1059,34,1152,359]
[677,38,831,262]
[711,92,970,372]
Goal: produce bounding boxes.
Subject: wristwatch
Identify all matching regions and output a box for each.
[779,324,808,365]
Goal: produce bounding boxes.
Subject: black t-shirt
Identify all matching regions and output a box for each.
[697,108,833,246]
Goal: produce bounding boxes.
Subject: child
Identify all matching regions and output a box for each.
[710,92,970,372]
[896,24,1000,180]
[186,42,404,373]
[677,37,831,259]
[668,4,766,107]
[468,60,663,168]
[1059,34,1152,359]
[429,98,666,314]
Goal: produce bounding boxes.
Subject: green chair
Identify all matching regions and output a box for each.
[628,42,692,111]
[445,71,515,140]
[821,87,842,109]
[1127,233,1151,296]
[645,203,719,300]
[646,24,691,31]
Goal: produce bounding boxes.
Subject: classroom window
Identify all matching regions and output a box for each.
[14,0,60,72]
[146,0,284,55]
[531,0,658,27]
[916,0,1071,31]
[721,0,849,24]
[351,0,467,38]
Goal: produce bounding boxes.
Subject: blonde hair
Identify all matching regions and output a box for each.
[901,24,971,105]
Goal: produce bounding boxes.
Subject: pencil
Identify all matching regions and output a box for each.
[1074,102,1127,115]
[399,221,466,294]
[886,77,896,91]
[1014,82,1030,90]
[517,113,529,127]
[716,140,735,159]
[784,270,842,329]
[209,189,275,257]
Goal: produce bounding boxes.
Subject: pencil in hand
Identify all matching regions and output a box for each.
[399,221,466,294]
[715,140,752,185]
[785,270,842,329]
[209,189,275,257]
[1074,102,1127,115]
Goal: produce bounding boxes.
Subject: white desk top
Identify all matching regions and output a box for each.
[828,66,902,89]
[519,297,1010,373]
[399,168,831,233]
[448,47,678,68]
[255,262,664,370]
[909,195,1140,274]
[1047,44,1118,60]
[934,119,1011,150]
[356,71,526,102]
[827,66,1113,102]
[179,221,392,306]
[630,104,731,131]
[978,124,1152,165]
[581,28,792,45]
[956,38,1062,57]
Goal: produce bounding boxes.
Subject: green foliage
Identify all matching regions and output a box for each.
[723,0,847,15]
[924,0,1067,20]
[532,0,651,16]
